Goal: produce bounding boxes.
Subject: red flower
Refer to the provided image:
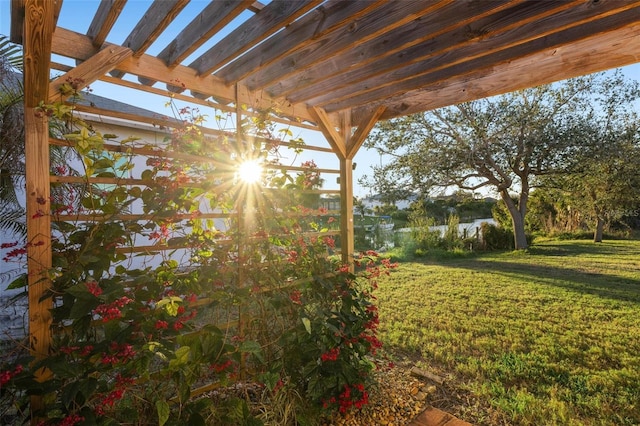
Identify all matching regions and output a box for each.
[86,281,102,297]
[289,290,302,305]
[59,414,85,426]
[154,320,168,330]
[322,236,335,248]
[321,347,340,362]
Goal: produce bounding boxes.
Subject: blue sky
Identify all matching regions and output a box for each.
[2,1,640,198]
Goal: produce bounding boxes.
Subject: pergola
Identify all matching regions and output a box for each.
[10,0,640,414]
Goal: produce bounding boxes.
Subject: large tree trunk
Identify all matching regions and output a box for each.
[593,216,605,242]
[500,191,528,250]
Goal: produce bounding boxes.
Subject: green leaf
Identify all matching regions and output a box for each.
[69,297,98,320]
[7,274,27,289]
[156,400,170,426]
[156,296,182,316]
[187,412,206,426]
[61,381,81,407]
[302,317,312,334]
[169,346,191,369]
[240,340,263,363]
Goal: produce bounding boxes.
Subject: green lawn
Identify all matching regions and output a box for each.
[377,240,640,426]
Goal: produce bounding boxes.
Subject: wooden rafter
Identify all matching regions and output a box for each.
[86,0,127,48]
[313,2,640,110]
[245,0,451,91]
[159,0,252,67]
[190,0,323,76]
[266,0,517,99]
[122,0,188,57]
[217,0,385,84]
[353,21,640,122]
[342,7,640,116]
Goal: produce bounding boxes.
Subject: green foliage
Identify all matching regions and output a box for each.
[1,96,386,424]
[377,239,640,425]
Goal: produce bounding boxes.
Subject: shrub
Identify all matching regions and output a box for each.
[480,223,514,250]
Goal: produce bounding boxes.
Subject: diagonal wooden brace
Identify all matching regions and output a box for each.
[48,44,132,102]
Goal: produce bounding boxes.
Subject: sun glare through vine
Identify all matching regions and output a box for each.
[237,159,263,184]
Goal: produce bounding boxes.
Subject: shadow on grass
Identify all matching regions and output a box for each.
[432,247,640,304]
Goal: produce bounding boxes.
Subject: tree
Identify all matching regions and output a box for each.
[363,72,639,249]
[544,122,640,241]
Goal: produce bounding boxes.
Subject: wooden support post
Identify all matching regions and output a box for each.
[339,157,355,267]
[309,106,385,270]
[235,84,247,378]
[24,108,53,421]
[24,107,52,361]
[22,0,55,422]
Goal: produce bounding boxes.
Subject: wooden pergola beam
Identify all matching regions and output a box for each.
[329,6,640,114]
[246,0,451,92]
[269,0,516,100]
[217,0,385,84]
[49,45,133,102]
[51,27,324,125]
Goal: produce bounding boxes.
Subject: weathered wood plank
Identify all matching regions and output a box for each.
[267,0,516,99]
[50,27,324,125]
[353,21,640,122]
[326,6,640,113]
[48,45,132,101]
[287,0,586,104]
[191,0,322,76]
[216,0,385,84]
[244,0,451,91]
[122,0,188,57]
[86,0,127,48]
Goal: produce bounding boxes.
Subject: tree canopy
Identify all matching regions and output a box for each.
[363,71,640,249]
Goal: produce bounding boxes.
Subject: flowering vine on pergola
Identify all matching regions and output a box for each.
[7,0,640,424]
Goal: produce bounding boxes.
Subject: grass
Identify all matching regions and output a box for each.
[376,239,640,426]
